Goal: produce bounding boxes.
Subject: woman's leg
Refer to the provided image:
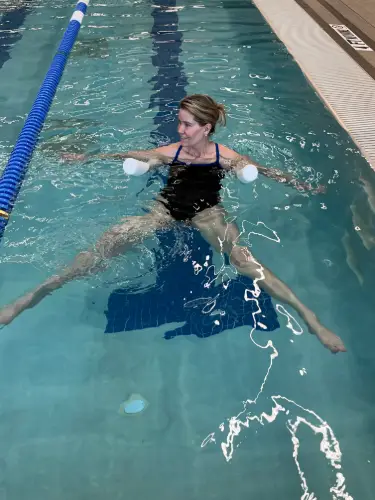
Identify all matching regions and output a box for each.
[192,206,346,353]
[0,204,174,325]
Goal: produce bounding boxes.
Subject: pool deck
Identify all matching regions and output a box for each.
[295,0,375,79]
[252,0,375,170]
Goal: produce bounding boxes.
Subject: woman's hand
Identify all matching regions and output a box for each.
[294,181,327,194]
[311,184,327,194]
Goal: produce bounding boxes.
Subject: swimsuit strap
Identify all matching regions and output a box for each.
[215,143,220,165]
[171,145,183,164]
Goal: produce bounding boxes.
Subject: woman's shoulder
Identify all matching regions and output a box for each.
[217,143,241,160]
[154,142,181,156]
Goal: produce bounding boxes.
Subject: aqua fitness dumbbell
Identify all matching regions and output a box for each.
[236,164,258,183]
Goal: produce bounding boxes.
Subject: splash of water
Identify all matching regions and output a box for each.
[200,216,352,499]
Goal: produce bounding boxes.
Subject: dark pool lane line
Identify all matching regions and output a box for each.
[148,0,188,146]
[104,0,279,337]
[0,2,33,71]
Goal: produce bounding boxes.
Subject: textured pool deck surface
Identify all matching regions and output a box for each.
[253,0,375,170]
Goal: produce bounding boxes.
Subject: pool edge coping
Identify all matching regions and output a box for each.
[252,0,375,171]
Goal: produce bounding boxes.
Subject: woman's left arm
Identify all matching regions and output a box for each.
[223,148,325,194]
[248,157,326,194]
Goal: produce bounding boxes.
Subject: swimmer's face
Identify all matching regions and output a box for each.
[178,108,210,146]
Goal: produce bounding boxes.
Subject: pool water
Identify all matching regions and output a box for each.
[1,0,375,498]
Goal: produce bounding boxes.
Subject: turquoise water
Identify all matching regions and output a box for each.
[1,0,375,498]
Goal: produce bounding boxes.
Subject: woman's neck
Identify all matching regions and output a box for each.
[183,138,211,158]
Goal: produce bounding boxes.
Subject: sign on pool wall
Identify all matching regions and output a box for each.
[330,24,373,51]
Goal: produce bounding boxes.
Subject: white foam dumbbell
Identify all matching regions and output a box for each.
[236,164,258,183]
[123,158,150,176]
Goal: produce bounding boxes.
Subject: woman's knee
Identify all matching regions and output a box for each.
[96,213,169,258]
[64,250,103,279]
[230,245,255,270]
[122,213,170,236]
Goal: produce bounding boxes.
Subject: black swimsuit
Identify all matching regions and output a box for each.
[158,143,225,221]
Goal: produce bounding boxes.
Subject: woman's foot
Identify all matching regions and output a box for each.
[0,277,62,326]
[303,311,346,353]
[0,301,24,325]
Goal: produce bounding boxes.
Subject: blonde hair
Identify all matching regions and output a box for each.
[179,94,226,135]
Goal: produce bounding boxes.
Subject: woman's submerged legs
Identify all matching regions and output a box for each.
[0,200,346,353]
[192,206,346,353]
[0,205,174,325]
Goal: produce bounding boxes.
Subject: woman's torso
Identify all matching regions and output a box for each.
[158,143,225,220]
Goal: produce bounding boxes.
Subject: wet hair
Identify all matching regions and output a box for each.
[179,94,226,135]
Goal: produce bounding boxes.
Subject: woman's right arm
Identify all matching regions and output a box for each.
[96,149,171,164]
[62,144,177,166]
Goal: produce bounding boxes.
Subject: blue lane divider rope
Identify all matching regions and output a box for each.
[0,0,90,241]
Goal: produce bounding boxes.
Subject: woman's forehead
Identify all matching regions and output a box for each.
[178,108,197,123]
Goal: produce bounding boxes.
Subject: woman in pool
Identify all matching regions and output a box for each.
[0,94,345,353]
